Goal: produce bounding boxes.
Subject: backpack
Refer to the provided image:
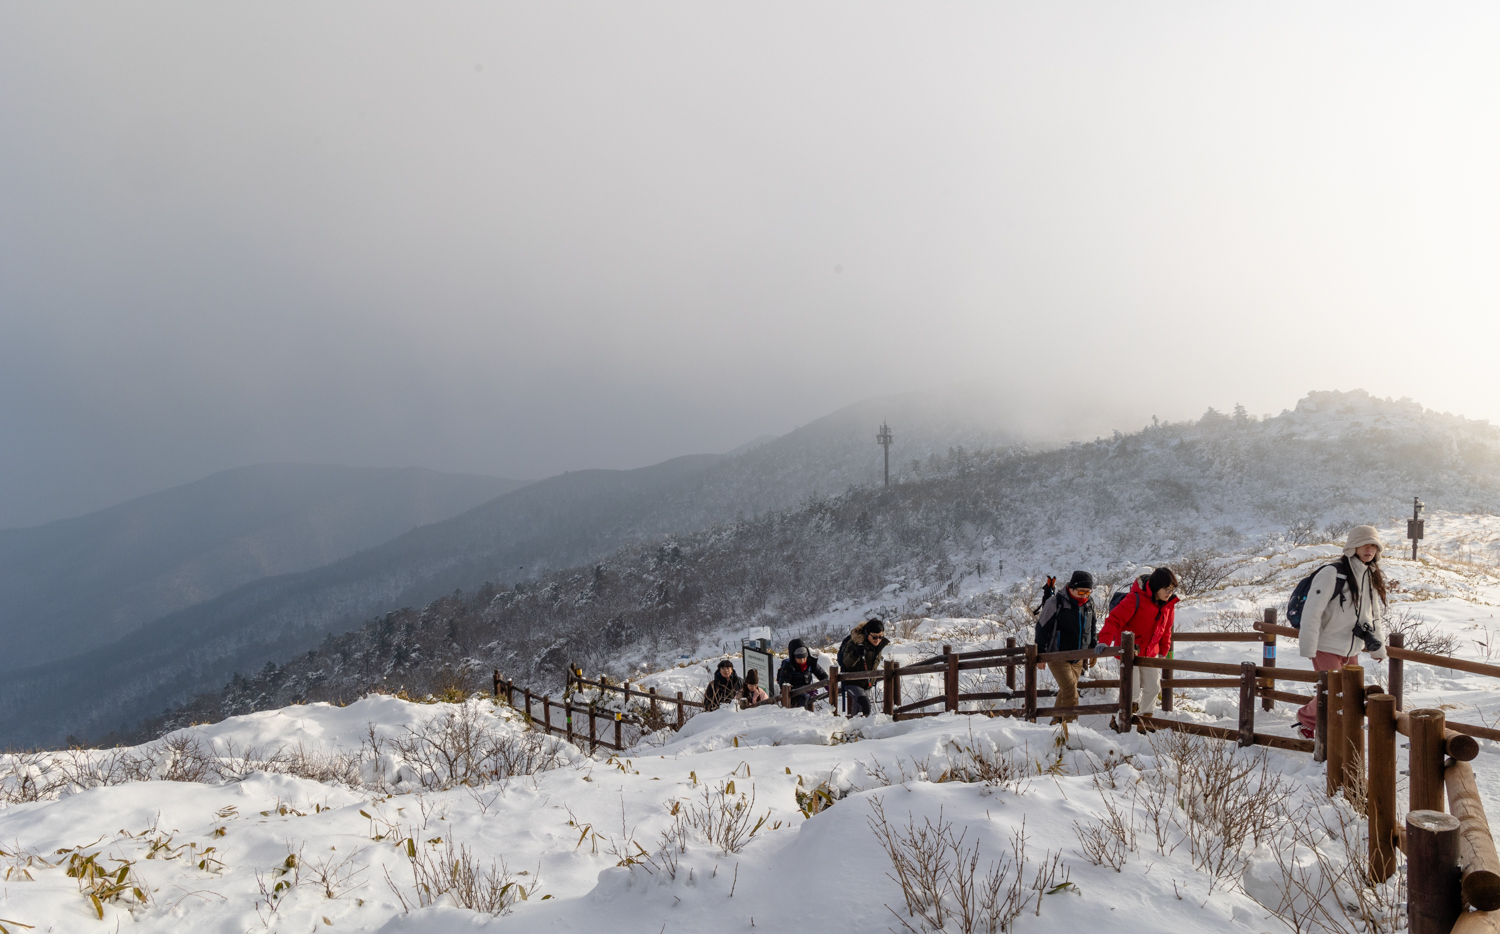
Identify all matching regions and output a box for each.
[1286,558,1352,629]
[1109,578,1143,614]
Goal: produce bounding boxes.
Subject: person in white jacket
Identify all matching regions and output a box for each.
[1296,525,1390,738]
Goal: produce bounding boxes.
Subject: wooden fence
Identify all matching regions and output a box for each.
[490,608,1500,930]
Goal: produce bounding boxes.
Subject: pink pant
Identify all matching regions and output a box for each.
[1297,652,1358,731]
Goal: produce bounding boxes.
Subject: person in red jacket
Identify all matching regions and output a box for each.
[1098,567,1179,719]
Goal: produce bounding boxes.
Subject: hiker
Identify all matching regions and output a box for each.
[703,659,744,711]
[776,639,827,709]
[741,669,769,706]
[836,619,887,717]
[1295,525,1389,738]
[1033,571,1098,724]
[1098,567,1179,721]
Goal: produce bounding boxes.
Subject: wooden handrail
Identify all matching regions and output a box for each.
[1396,712,1481,761]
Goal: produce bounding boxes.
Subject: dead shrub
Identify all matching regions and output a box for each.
[385,703,566,790]
[1386,607,1459,656]
[387,837,536,915]
[1174,549,1252,596]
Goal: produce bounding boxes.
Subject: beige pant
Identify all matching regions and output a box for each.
[1131,664,1163,716]
[1047,660,1084,721]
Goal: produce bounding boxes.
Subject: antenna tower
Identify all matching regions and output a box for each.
[876,422,894,486]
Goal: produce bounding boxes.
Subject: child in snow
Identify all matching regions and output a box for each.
[703,659,744,711]
[740,669,769,706]
[1295,525,1389,739]
[1098,566,1179,723]
[1033,571,1098,724]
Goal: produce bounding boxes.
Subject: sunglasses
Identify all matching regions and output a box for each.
[1070,588,1093,596]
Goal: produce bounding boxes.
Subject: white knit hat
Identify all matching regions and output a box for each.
[1344,525,1383,557]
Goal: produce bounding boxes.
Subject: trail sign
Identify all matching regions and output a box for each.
[1408,497,1425,561]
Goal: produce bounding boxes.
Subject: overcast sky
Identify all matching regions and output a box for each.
[3,3,1499,528]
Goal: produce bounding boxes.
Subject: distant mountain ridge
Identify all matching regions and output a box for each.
[0,463,527,672]
[0,389,1030,746]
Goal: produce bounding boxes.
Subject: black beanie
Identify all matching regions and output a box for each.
[1148,567,1178,593]
[864,618,885,633]
[1067,571,1093,590]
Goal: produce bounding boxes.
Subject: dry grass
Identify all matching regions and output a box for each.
[387,837,536,915]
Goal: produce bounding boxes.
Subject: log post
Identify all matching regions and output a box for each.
[1117,632,1136,733]
[1341,664,1365,803]
[589,704,598,755]
[891,660,902,712]
[1407,810,1462,934]
[1410,708,1448,814]
[882,661,896,716]
[1261,609,1277,712]
[1162,656,1174,714]
[1005,636,1017,690]
[1389,631,1406,712]
[614,712,622,751]
[648,687,658,721]
[944,646,959,713]
[565,701,575,744]
[1445,759,1500,911]
[1313,671,1329,763]
[675,691,685,729]
[828,665,840,714]
[543,695,552,734]
[493,669,501,698]
[506,678,515,707]
[524,687,533,724]
[1326,669,1345,797]
[1237,662,1256,747]
[1367,693,1398,884]
[1024,644,1038,722]
[780,683,792,709]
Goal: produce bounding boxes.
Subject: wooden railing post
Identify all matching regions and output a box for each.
[1237,661,1256,747]
[493,668,501,698]
[1388,631,1405,712]
[648,687,658,721]
[882,661,896,716]
[1341,664,1365,803]
[565,701,575,744]
[1313,671,1329,763]
[589,704,598,755]
[1407,810,1462,934]
[1117,632,1136,733]
[1261,609,1277,712]
[828,665,840,714]
[891,660,902,713]
[1367,693,1398,883]
[524,687,533,723]
[675,692,685,729]
[1024,644,1038,722]
[1005,636,1017,690]
[780,684,792,709]
[944,646,958,713]
[1161,655,1174,714]
[1410,708,1448,814]
[614,712,622,751]
[1326,669,1345,797]
[543,695,552,734]
[506,678,515,707]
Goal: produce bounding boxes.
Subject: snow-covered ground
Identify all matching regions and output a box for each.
[4,518,1500,933]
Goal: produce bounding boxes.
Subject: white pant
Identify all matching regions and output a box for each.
[1132,665,1163,715]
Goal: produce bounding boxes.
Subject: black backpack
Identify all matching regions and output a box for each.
[1286,558,1352,629]
[1109,578,1143,614]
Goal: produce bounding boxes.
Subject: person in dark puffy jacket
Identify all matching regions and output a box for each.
[703,659,744,711]
[836,619,887,717]
[1033,571,1097,724]
[776,639,826,710]
[1098,566,1178,718]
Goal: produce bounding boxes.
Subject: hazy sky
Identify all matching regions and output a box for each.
[3,2,1500,528]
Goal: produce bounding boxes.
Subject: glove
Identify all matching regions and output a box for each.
[1095,644,1112,655]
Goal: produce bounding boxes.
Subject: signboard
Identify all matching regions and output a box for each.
[742,643,775,696]
[1407,519,1425,541]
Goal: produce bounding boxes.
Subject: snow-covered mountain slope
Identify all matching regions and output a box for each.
[4,549,1500,934]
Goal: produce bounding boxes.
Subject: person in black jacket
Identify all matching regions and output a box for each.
[776,639,826,710]
[1032,571,1097,724]
[836,619,887,717]
[703,659,744,711]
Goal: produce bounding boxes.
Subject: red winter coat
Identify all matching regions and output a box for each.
[1098,576,1179,658]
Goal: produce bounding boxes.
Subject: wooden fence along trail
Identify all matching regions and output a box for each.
[493,607,1500,932]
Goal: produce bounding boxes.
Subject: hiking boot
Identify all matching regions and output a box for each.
[1298,724,1315,740]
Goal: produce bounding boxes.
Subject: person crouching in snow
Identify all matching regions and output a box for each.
[1295,525,1389,739]
[777,639,827,710]
[703,659,744,711]
[741,669,769,706]
[1033,571,1098,724]
[1098,566,1179,725]
[837,619,887,717]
